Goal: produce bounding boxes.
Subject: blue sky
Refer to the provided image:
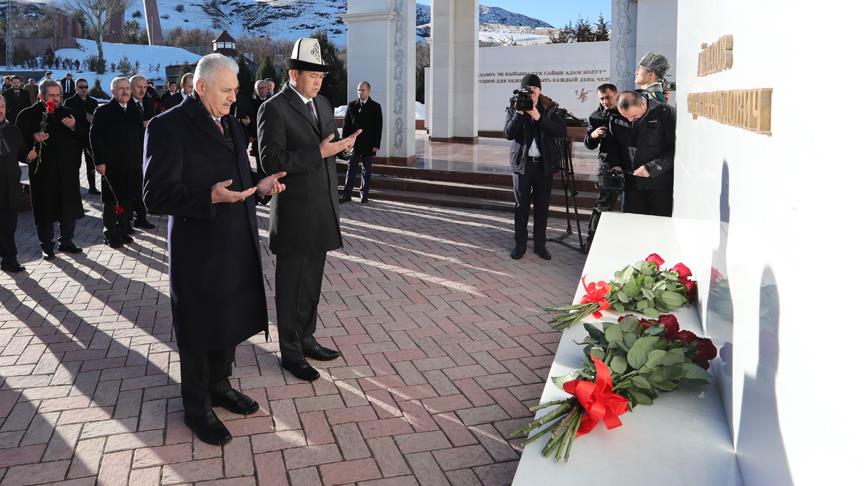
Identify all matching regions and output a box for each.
[415,0,611,29]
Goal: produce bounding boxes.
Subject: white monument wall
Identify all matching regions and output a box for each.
[477,42,610,132]
[675,1,861,485]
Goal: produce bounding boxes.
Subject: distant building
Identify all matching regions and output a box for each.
[213,31,238,58]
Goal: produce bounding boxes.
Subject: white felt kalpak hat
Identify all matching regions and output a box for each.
[288,38,331,72]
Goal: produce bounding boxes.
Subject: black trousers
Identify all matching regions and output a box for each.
[623,186,673,217]
[36,217,76,247]
[77,145,97,190]
[0,208,17,263]
[103,203,132,241]
[343,153,373,199]
[275,252,327,363]
[133,198,148,223]
[179,348,234,419]
[588,189,620,244]
[513,161,553,249]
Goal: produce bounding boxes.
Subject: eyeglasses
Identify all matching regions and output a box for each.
[77,85,88,90]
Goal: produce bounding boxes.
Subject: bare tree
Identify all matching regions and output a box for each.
[65,0,132,71]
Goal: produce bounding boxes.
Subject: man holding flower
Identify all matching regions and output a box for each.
[15,79,85,260]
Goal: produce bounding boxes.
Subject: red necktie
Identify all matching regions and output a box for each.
[215,118,224,135]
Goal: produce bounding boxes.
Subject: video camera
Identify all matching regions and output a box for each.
[509,88,534,111]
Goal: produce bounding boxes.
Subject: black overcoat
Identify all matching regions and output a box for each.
[90,99,144,207]
[342,98,383,156]
[257,86,343,256]
[143,95,267,352]
[1,89,32,125]
[64,94,99,150]
[0,121,26,209]
[15,102,85,225]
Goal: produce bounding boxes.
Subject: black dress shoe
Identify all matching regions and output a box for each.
[281,360,321,381]
[184,412,232,446]
[1,261,25,273]
[534,247,552,260]
[121,234,133,244]
[304,345,341,361]
[41,246,55,260]
[58,243,83,254]
[360,196,369,204]
[339,195,352,204]
[212,389,260,415]
[133,219,156,229]
[510,246,526,260]
[104,238,124,249]
[88,187,101,195]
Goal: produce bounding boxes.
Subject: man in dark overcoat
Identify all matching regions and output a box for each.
[16,80,85,260]
[258,37,359,381]
[340,80,382,204]
[90,77,144,247]
[0,95,37,272]
[130,74,156,229]
[160,81,183,111]
[1,76,32,126]
[64,77,100,195]
[143,53,286,446]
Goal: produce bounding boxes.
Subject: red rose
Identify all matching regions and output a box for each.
[114,205,124,215]
[693,337,718,369]
[645,253,665,268]
[673,329,697,344]
[640,318,654,329]
[656,314,680,335]
[45,100,56,113]
[685,280,698,301]
[671,263,692,283]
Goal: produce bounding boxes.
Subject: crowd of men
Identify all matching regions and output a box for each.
[504,51,677,258]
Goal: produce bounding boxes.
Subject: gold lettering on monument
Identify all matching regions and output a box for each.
[698,35,734,76]
[687,89,772,135]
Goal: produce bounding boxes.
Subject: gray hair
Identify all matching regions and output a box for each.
[193,54,239,86]
[110,76,130,90]
[38,79,61,97]
[254,79,268,91]
[129,74,147,86]
[359,81,371,90]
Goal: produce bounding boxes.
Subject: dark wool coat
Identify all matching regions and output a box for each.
[15,102,85,225]
[143,95,268,352]
[0,121,26,209]
[90,99,145,207]
[64,94,99,149]
[257,86,343,256]
[342,97,383,156]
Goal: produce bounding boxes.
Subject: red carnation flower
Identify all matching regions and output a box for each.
[645,253,665,268]
[114,205,124,215]
[45,100,56,114]
[671,263,692,283]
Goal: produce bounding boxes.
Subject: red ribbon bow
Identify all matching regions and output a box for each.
[563,355,629,436]
[580,276,610,318]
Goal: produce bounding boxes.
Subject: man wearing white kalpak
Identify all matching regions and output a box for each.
[257,38,360,382]
[143,53,287,445]
[635,52,671,103]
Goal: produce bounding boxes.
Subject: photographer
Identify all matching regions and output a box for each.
[584,83,623,247]
[504,74,567,261]
[613,91,676,217]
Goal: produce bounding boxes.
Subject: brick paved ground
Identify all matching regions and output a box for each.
[0,186,585,485]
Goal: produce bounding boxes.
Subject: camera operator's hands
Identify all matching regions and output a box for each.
[590,127,607,139]
[633,165,650,178]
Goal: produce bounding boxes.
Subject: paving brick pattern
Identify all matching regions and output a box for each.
[0,184,585,485]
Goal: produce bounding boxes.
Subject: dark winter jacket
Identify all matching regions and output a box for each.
[609,95,676,190]
[503,95,567,175]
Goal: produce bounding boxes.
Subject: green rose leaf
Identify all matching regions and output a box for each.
[627,335,660,369]
[630,390,654,405]
[636,299,649,311]
[661,290,687,308]
[662,348,686,366]
[613,302,626,312]
[641,288,655,300]
[643,307,661,318]
[605,324,624,343]
[654,381,678,391]
[644,325,665,336]
[610,355,628,375]
[631,375,652,390]
[583,323,606,343]
[620,316,640,333]
[551,372,580,390]
[617,291,631,304]
[646,349,666,368]
[682,363,712,383]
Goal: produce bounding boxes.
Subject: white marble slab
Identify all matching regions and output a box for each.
[512,212,742,486]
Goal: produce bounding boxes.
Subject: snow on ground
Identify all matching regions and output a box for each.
[478,31,550,46]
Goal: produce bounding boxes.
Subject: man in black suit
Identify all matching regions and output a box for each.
[340,81,382,204]
[160,81,183,110]
[90,77,146,247]
[0,95,37,273]
[143,53,286,445]
[1,76,32,126]
[61,73,75,99]
[129,74,156,229]
[64,77,100,195]
[258,37,359,382]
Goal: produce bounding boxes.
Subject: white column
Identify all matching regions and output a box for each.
[430,0,478,142]
[343,0,416,162]
[611,0,639,90]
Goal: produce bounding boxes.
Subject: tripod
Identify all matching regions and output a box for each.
[548,136,587,253]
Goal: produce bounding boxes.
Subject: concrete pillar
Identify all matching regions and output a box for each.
[343,0,417,164]
[611,0,638,90]
[429,0,479,143]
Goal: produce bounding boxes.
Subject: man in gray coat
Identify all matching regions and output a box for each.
[257,38,359,381]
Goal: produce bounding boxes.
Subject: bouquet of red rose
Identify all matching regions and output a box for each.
[512,314,717,462]
[32,99,55,175]
[546,253,697,331]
